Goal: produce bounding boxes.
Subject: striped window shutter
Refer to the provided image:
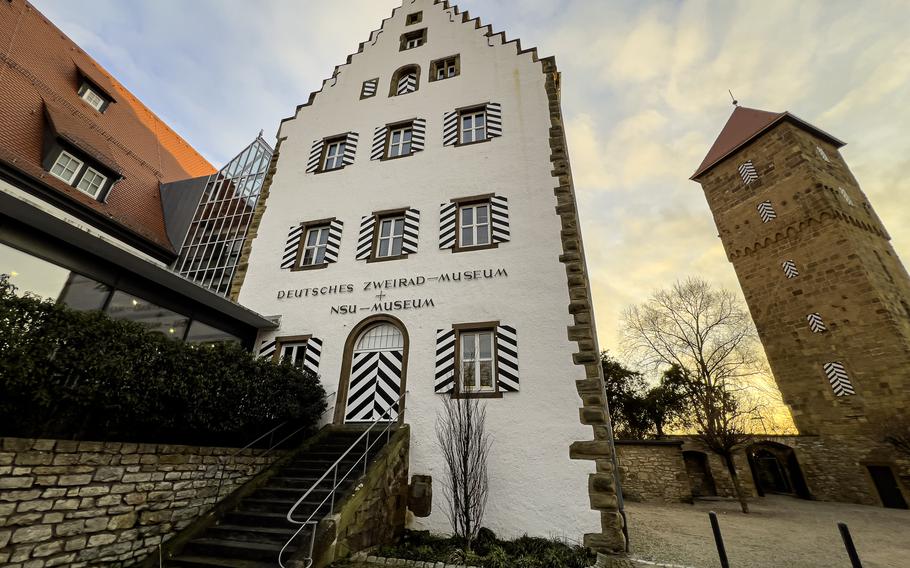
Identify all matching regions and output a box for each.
[303,337,323,375]
[371,126,387,161]
[823,362,855,396]
[258,338,277,360]
[485,102,502,138]
[490,195,511,243]
[757,200,777,223]
[306,139,325,174]
[782,260,799,279]
[816,146,829,162]
[342,132,358,166]
[439,202,457,250]
[807,313,827,333]
[496,325,519,392]
[323,219,344,263]
[442,111,458,146]
[361,78,378,98]
[397,72,417,95]
[356,215,376,260]
[402,208,420,255]
[434,329,456,393]
[838,187,855,207]
[738,160,758,185]
[411,119,426,152]
[281,225,303,269]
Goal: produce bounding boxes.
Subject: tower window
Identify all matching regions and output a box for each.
[431,55,460,81]
[816,145,830,162]
[49,150,83,184]
[406,11,422,25]
[76,167,107,198]
[738,160,759,185]
[400,28,427,51]
[460,109,486,144]
[323,138,346,171]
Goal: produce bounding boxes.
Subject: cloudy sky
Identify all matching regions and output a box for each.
[34,0,910,357]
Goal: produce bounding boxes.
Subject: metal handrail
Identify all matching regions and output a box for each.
[277,391,407,568]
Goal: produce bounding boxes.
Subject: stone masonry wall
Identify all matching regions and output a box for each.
[0,437,280,568]
[614,442,691,503]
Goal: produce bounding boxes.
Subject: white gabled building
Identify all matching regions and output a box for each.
[236,0,625,553]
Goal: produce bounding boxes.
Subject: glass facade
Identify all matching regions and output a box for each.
[174,135,273,296]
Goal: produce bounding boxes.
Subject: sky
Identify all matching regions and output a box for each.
[32,0,910,361]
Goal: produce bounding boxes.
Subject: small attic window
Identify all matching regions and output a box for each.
[77,82,111,113]
[406,11,422,25]
[400,28,427,51]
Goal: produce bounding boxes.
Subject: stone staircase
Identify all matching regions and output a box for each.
[167,427,392,568]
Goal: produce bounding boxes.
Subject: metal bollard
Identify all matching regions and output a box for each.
[708,511,730,568]
[838,522,863,568]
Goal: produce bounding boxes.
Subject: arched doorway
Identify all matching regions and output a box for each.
[336,316,408,423]
[683,451,717,497]
[746,441,811,499]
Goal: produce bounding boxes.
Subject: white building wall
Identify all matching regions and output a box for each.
[239,0,598,539]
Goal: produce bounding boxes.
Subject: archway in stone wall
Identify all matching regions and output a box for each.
[746,441,811,499]
[683,451,717,498]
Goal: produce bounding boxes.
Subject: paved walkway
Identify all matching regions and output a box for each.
[625,495,910,568]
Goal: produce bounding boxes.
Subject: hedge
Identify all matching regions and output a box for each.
[0,275,326,446]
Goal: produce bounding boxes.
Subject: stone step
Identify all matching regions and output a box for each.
[223,509,311,528]
[168,554,276,568]
[207,524,297,544]
[183,537,295,562]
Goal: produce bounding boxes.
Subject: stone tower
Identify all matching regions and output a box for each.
[691,106,910,436]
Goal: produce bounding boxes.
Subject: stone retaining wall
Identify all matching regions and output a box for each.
[614,441,691,503]
[0,437,281,567]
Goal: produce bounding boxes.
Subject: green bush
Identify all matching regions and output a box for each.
[0,276,326,446]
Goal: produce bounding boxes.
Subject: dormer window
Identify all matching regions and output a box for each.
[50,151,83,184]
[80,87,105,111]
[76,167,107,198]
[400,29,426,51]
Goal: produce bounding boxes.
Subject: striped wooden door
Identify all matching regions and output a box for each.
[344,324,404,422]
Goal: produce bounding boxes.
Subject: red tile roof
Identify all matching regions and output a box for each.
[0,0,215,255]
[691,105,846,180]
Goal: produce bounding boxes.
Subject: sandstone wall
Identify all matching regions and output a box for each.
[0,437,280,567]
[613,441,691,503]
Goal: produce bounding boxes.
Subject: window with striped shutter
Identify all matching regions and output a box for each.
[490,195,510,243]
[401,208,420,254]
[495,325,519,392]
[823,362,855,396]
[757,200,777,223]
[323,219,343,263]
[435,329,456,393]
[260,337,323,375]
[782,260,799,279]
[305,139,325,174]
[355,215,376,261]
[738,160,758,185]
[361,78,378,99]
[258,338,277,360]
[342,132,358,166]
[439,202,457,250]
[371,119,426,161]
[397,72,418,95]
[443,102,502,146]
[441,195,511,251]
[807,313,827,333]
[281,225,304,269]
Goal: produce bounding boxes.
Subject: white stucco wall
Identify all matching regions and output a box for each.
[239,0,598,540]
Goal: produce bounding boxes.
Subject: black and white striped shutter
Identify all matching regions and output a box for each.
[397,72,417,95]
[371,126,387,161]
[490,195,511,243]
[412,119,426,152]
[439,203,457,250]
[303,338,322,375]
[757,200,777,223]
[258,338,277,360]
[402,209,420,255]
[306,139,325,174]
[823,362,855,396]
[807,313,827,333]
[782,260,799,279]
[486,102,502,138]
[496,325,519,392]
[356,215,376,261]
[323,219,343,263]
[361,78,378,98]
[281,225,303,269]
[738,161,758,185]
[443,111,458,146]
[342,132,358,166]
[434,329,455,393]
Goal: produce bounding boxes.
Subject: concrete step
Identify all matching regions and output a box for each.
[168,554,276,568]
[207,524,297,544]
[183,537,295,562]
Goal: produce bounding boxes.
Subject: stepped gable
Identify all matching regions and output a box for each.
[0,0,214,254]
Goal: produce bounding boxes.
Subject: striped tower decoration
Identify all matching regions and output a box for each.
[738,160,759,184]
[442,111,458,146]
[397,72,417,95]
[495,325,519,392]
[401,209,420,255]
[361,78,378,98]
[342,132,358,166]
[371,126,388,161]
[257,338,277,361]
[782,260,799,279]
[305,139,325,173]
[344,350,403,422]
[838,187,855,206]
[807,313,827,333]
[485,102,502,138]
[303,338,323,375]
[323,219,344,263]
[411,119,426,152]
[280,225,303,269]
[490,195,511,243]
[823,362,855,396]
[438,202,457,250]
[356,215,376,260]
[757,200,777,223]
[434,329,456,393]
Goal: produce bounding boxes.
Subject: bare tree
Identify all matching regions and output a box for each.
[435,395,492,550]
[621,277,765,513]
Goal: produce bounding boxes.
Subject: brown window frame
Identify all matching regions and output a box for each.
[429,54,460,82]
[450,194,498,253]
[381,119,416,161]
[389,65,421,97]
[451,321,502,399]
[367,207,411,264]
[360,77,379,100]
[291,217,337,271]
[273,334,313,366]
[400,28,427,51]
[406,11,423,25]
[318,135,348,173]
[454,104,490,147]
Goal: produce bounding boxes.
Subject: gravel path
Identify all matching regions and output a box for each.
[625,495,910,568]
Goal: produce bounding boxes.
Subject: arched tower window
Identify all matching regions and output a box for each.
[390,65,420,97]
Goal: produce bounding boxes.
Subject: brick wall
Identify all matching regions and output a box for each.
[0,437,281,567]
[614,441,691,503]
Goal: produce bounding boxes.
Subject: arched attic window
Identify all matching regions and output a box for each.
[390,65,420,97]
